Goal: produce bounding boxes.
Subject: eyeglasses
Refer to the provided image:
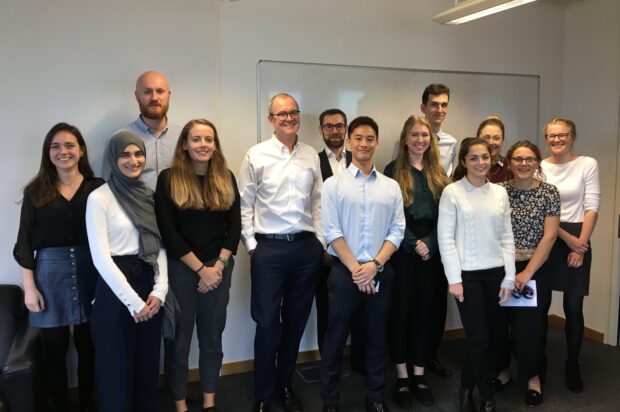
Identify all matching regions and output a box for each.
[270,110,300,120]
[545,133,570,141]
[321,123,346,132]
[510,156,538,165]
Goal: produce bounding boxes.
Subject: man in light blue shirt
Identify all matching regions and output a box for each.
[103,71,180,190]
[319,116,405,412]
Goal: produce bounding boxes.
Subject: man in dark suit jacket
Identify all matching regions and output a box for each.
[316,109,351,355]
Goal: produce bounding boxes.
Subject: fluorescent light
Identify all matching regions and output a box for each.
[433,0,538,25]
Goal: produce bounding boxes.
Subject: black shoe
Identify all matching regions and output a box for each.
[323,404,339,412]
[565,360,584,393]
[203,407,217,412]
[491,376,512,393]
[411,376,434,406]
[365,398,391,412]
[252,401,271,412]
[277,386,303,412]
[459,387,475,412]
[393,378,412,409]
[526,389,543,407]
[480,398,496,412]
[428,359,452,378]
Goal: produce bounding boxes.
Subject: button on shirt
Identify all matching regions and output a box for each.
[239,134,325,252]
[103,116,181,190]
[322,164,405,261]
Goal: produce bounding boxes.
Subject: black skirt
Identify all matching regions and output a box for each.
[543,222,591,296]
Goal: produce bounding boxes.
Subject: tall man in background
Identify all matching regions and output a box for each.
[420,83,455,378]
[239,93,325,412]
[103,70,180,190]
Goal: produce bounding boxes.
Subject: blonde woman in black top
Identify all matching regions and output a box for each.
[156,119,241,412]
[14,122,103,411]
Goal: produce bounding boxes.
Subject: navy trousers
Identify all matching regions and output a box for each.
[91,255,163,412]
[320,260,394,404]
[250,234,323,402]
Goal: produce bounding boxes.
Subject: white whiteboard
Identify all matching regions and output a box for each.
[258,60,539,172]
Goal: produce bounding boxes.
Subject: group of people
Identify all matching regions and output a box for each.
[13,72,599,412]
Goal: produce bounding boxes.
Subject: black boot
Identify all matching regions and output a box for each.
[459,386,475,412]
[565,360,584,393]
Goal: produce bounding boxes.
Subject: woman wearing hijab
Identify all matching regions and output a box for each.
[86,131,168,412]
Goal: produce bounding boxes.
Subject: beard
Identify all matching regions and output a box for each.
[139,100,169,120]
[323,135,345,150]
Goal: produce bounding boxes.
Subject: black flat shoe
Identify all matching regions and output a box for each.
[278,386,303,412]
[412,376,434,406]
[565,360,584,393]
[428,359,452,378]
[480,398,496,412]
[526,389,543,407]
[204,407,217,412]
[393,378,412,409]
[322,404,339,412]
[252,400,271,412]
[365,398,391,412]
[459,386,475,412]
[491,376,512,393]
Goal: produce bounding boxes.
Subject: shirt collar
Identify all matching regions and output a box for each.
[136,115,169,135]
[461,175,491,194]
[325,146,345,160]
[270,133,298,154]
[347,162,377,180]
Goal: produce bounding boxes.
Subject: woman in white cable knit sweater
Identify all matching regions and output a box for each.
[437,137,515,412]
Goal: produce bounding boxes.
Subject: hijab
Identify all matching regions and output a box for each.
[105,131,161,272]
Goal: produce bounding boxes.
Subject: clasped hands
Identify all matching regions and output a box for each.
[351,262,378,295]
[564,234,588,268]
[133,295,162,323]
[197,263,224,293]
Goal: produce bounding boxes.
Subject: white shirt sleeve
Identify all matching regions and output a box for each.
[498,188,516,288]
[239,151,258,252]
[437,185,462,285]
[86,189,146,315]
[310,154,326,248]
[583,157,601,213]
[150,248,168,303]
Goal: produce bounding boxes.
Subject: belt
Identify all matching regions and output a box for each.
[255,231,314,241]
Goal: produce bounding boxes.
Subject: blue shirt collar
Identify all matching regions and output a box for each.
[136,115,169,135]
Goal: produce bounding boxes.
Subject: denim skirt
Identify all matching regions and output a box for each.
[31,245,98,328]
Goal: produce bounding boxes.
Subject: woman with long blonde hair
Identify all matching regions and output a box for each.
[385,115,451,408]
[155,118,241,412]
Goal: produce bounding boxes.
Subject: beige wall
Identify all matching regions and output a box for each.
[1,0,618,368]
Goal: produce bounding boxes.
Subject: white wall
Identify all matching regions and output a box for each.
[2,0,618,371]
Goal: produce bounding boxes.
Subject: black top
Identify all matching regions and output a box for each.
[13,176,105,270]
[155,168,241,262]
[384,161,439,256]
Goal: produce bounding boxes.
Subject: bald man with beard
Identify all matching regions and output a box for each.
[103,70,180,190]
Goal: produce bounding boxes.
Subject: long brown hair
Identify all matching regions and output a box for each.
[24,123,94,207]
[393,115,450,206]
[169,119,234,210]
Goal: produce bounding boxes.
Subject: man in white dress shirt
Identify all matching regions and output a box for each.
[239,93,325,412]
[420,83,455,378]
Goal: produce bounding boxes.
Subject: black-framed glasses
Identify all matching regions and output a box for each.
[510,156,537,165]
[321,123,346,132]
[545,132,570,141]
[270,110,300,120]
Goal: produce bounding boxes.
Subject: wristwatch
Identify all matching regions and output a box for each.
[372,258,384,272]
[216,256,229,268]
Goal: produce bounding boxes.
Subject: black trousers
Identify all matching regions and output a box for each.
[250,235,323,402]
[91,255,163,412]
[496,261,551,380]
[389,250,443,367]
[315,262,331,355]
[456,267,504,401]
[40,323,95,412]
[320,260,394,404]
